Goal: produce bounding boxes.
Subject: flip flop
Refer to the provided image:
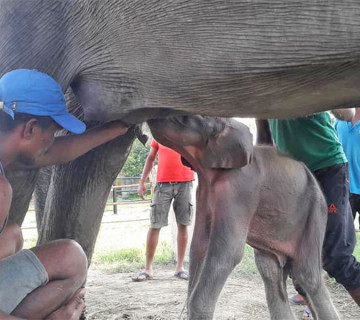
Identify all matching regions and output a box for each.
[289,296,306,305]
[302,307,313,320]
[174,270,189,280]
[132,271,153,282]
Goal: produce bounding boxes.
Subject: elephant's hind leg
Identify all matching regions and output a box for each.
[291,258,339,320]
[254,249,295,320]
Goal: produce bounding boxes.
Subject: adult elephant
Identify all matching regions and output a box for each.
[2,0,360,261]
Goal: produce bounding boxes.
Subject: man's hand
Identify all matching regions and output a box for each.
[331,108,355,121]
[138,180,147,200]
[45,289,85,320]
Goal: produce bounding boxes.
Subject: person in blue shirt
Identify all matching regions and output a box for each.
[335,108,360,231]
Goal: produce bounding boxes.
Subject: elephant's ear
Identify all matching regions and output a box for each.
[201,121,253,169]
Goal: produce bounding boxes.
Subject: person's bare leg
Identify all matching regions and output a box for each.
[175,223,188,275]
[145,228,161,277]
[0,222,23,259]
[42,288,86,320]
[12,239,87,319]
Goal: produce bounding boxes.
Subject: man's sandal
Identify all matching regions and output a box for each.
[174,270,189,280]
[132,271,153,282]
[302,307,313,320]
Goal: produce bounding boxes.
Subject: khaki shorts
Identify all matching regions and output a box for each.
[0,249,49,314]
[150,181,194,228]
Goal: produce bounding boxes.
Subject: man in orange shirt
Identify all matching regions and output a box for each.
[132,139,194,281]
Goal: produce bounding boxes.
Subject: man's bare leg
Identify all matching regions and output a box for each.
[44,288,86,320]
[175,223,188,277]
[145,228,161,277]
[132,228,161,281]
[11,239,87,319]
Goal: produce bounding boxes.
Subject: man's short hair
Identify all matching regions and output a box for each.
[0,111,55,133]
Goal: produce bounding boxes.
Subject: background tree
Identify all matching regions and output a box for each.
[121,136,151,177]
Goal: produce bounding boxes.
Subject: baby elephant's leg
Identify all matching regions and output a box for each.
[291,259,339,320]
[254,249,295,320]
[188,207,251,319]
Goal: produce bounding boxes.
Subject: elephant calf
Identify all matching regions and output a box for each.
[148,116,338,320]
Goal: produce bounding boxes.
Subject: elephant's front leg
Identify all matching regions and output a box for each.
[6,168,39,226]
[188,185,256,320]
[188,186,212,296]
[37,128,136,262]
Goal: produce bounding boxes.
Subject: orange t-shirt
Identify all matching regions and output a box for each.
[151,140,194,183]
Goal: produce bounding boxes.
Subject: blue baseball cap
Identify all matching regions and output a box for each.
[0,69,86,134]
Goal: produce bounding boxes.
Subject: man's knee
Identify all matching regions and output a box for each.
[58,239,88,280]
[323,254,360,289]
[177,223,188,233]
[33,239,88,284]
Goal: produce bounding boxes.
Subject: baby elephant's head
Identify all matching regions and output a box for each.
[148,115,253,169]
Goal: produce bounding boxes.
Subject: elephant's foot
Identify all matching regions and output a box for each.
[188,309,214,320]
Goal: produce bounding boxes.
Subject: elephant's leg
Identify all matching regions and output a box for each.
[188,197,254,320]
[37,128,136,263]
[254,249,295,320]
[291,259,339,320]
[6,168,39,226]
[188,198,211,296]
[34,166,53,231]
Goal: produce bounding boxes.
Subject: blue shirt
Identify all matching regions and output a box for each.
[335,119,360,194]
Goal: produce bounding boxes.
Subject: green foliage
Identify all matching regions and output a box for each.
[121,138,150,177]
[93,247,143,265]
[92,241,174,274]
[232,245,258,278]
[355,232,360,261]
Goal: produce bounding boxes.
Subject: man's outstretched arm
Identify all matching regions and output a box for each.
[34,121,128,168]
[138,147,157,200]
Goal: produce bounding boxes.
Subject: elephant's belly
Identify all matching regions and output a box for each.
[247,216,303,259]
[247,232,298,259]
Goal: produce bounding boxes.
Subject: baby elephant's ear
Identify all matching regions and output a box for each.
[201,121,253,169]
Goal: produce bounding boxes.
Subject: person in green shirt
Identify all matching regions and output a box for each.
[257,110,360,318]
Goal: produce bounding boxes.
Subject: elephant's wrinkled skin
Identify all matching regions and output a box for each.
[148,116,338,320]
[2,1,360,122]
[2,1,360,259]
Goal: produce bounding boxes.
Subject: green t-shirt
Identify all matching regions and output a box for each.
[268,112,347,171]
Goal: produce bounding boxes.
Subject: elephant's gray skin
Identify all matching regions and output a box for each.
[148,116,339,320]
[2,0,360,122]
[2,0,360,259]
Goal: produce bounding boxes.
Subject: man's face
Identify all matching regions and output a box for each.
[16,121,60,165]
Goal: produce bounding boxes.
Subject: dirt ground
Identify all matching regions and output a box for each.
[85,266,360,320]
[22,206,360,320]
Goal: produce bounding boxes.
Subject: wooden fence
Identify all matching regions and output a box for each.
[109,176,152,214]
[27,176,153,214]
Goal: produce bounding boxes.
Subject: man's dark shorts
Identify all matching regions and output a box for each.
[150,181,193,228]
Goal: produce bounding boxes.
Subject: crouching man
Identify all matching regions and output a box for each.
[0,69,129,319]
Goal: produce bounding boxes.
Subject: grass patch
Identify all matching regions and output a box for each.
[23,237,37,249]
[92,241,174,274]
[354,233,360,261]
[232,245,259,279]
